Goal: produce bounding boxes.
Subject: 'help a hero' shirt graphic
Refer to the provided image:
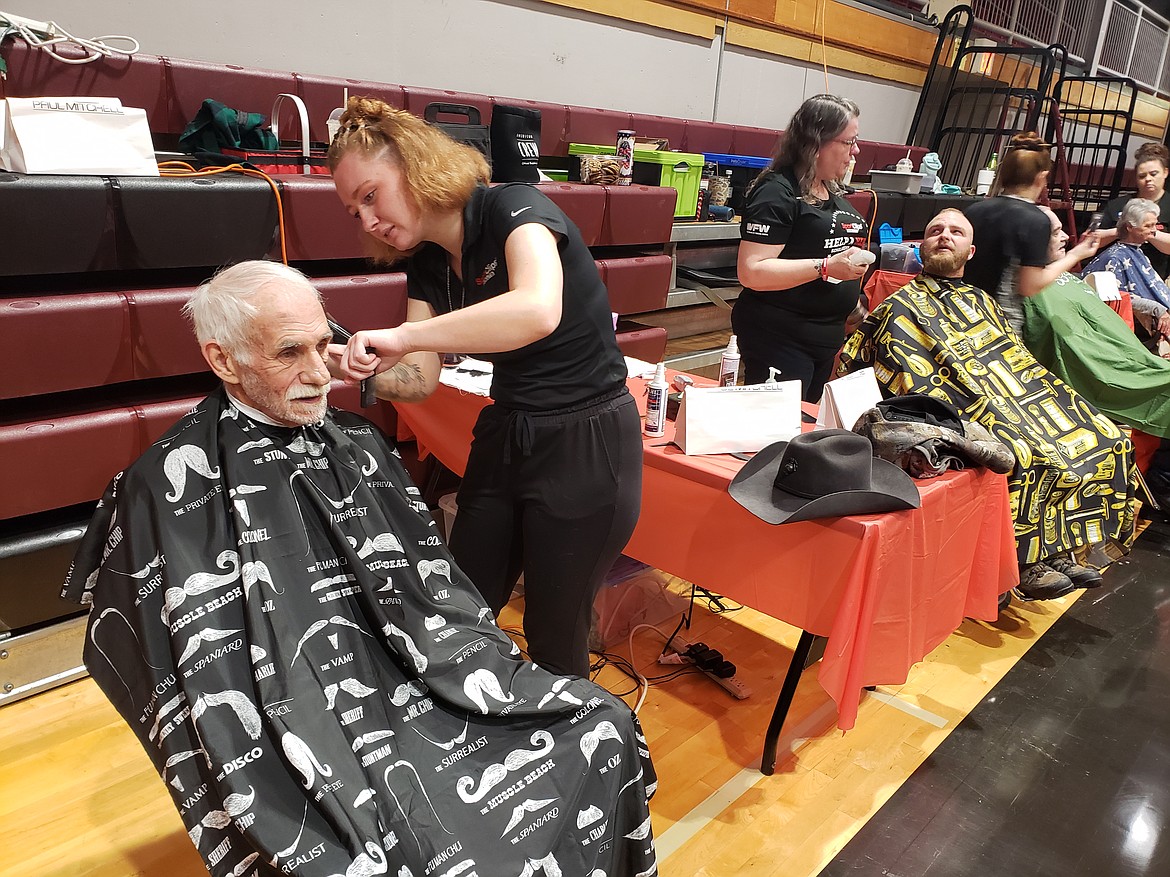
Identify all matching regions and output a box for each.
[824,210,867,253]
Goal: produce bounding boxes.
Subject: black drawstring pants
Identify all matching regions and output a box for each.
[448,386,643,677]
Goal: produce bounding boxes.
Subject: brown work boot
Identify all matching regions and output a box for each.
[1044,554,1104,589]
[1015,562,1075,601]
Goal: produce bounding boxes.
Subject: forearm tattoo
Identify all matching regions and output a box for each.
[373,362,429,401]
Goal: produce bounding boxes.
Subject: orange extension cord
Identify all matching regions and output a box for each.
[157,161,289,265]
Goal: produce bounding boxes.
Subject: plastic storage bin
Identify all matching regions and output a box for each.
[702,152,769,211]
[568,142,703,218]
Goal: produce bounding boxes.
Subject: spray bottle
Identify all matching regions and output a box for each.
[645,362,668,437]
[719,334,740,387]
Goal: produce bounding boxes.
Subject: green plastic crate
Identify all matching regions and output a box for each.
[568,142,703,218]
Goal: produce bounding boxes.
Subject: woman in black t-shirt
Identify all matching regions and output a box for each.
[734,94,870,402]
[1098,141,1170,279]
[964,132,1099,336]
[327,98,641,678]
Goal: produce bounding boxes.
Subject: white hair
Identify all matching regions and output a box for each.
[1118,197,1160,230]
[183,261,322,362]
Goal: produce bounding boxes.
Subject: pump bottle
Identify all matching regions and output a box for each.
[645,362,668,437]
[719,335,740,387]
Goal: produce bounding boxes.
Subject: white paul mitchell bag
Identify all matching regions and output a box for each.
[674,380,802,456]
[0,96,158,176]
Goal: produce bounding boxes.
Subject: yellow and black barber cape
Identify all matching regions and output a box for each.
[840,273,1135,566]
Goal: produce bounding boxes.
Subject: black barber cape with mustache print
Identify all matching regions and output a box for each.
[62,388,658,877]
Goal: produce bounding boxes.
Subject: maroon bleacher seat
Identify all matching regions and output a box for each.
[537,182,607,247]
[1,406,142,519]
[628,113,688,152]
[128,287,208,380]
[164,57,298,142]
[402,86,493,125]
[294,73,406,143]
[0,39,171,136]
[597,185,676,247]
[681,120,736,156]
[615,321,667,364]
[731,125,781,158]
[278,174,362,261]
[315,274,409,330]
[559,105,634,155]
[491,97,568,157]
[599,256,672,314]
[2,292,133,399]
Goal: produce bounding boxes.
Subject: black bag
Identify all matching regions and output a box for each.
[489,104,542,182]
[424,103,491,161]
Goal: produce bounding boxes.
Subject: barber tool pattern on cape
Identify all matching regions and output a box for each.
[839,274,1135,566]
[63,388,658,877]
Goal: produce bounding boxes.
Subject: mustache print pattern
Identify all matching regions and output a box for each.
[413,717,469,751]
[229,484,266,526]
[457,731,554,803]
[580,721,623,766]
[282,731,333,789]
[537,678,583,709]
[517,853,561,877]
[352,729,396,752]
[271,800,310,862]
[311,573,357,592]
[228,854,260,877]
[162,748,205,791]
[624,815,653,841]
[389,680,428,706]
[163,444,221,502]
[464,668,515,714]
[108,552,163,579]
[502,798,558,836]
[323,678,378,710]
[326,841,388,877]
[192,690,262,740]
[186,786,256,849]
[178,627,242,665]
[148,693,187,742]
[292,616,369,666]
[576,805,604,829]
[287,434,326,457]
[385,760,452,842]
[436,861,476,877]
[349,532,405,558]
[424,614,446,631]
[417,559,452,591]
[237,437,273,453]
[90,607,161,702]
[383,623,428,673]
[161,550,240,625]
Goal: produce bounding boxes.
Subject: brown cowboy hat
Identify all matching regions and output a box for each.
[728,429,921,525]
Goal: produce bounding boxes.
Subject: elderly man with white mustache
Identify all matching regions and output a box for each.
[63,261,657,877]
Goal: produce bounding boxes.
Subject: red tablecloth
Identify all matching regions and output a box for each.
[393,373,1018,729]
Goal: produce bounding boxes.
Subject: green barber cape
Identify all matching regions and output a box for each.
[1022,273,1170,441]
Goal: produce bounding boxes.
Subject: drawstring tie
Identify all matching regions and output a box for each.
[502,410,536,464]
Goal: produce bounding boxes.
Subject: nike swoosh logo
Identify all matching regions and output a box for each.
[510,207,532,218]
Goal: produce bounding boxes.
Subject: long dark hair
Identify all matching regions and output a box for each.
[749,94,860,203]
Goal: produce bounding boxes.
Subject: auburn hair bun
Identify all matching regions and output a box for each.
[1007,131,1050,153]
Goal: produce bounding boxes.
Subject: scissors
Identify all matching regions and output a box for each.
[928,366,953,389]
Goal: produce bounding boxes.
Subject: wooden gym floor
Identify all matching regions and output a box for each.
[1,552,1103,877]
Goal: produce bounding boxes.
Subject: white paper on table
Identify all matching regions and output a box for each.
[439,357,494,395]
[815,367,883,431]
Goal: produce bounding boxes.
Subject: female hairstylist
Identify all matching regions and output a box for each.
[964,132,1098,336]
[1097,141,1170,278]
[328,98,642,678]
[734,94,870,402]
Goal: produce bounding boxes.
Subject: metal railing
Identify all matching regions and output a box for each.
[884,0,1169,96]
